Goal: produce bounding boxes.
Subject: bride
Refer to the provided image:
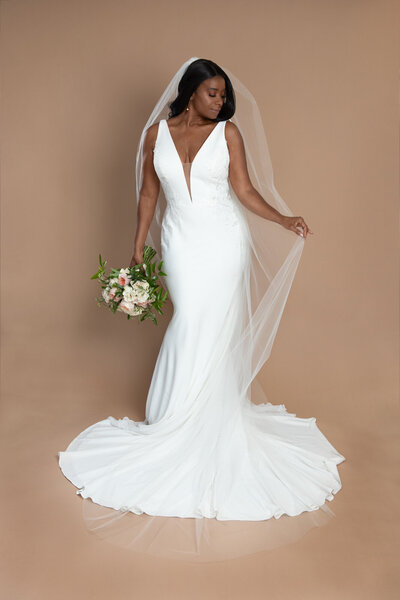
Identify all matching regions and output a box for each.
[58,57,345,556]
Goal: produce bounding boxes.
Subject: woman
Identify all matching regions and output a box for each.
[58,58,345,548]
[131,63,310,271]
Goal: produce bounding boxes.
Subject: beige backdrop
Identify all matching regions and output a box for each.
[1,0,399,598]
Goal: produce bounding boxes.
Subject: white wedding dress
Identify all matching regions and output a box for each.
[58,118,345,525]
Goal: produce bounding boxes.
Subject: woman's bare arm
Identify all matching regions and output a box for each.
[225,122,312,238]
[130,124,161,266]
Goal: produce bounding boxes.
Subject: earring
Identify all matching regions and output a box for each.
[186,106,189,111]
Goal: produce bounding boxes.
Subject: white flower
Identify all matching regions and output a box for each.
[131,281,150,303]
[102,288,110,303]
[122,285,137,303]
[137,290,149,303]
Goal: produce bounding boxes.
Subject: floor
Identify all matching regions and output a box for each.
[1,387,399,600]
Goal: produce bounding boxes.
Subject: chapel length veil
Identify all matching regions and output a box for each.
[138,56,306,389]
[81,57,335,562]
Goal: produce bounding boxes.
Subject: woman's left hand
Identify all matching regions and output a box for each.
[281,215,313,239]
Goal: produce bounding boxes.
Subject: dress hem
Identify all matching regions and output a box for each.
[58,452,346,523]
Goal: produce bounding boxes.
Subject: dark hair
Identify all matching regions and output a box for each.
[168,58,235,121]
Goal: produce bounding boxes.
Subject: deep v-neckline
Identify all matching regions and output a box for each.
[164,118,221,167]
[163,119,220,203]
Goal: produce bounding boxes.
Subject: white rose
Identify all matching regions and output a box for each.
[122,285,137,303]
[137,289,149,303]
[131,281,150,302]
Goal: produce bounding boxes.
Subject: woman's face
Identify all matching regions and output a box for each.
[190,76,226,119]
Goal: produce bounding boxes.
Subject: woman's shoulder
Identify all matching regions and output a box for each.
[143,120,164,149]
[224,120,240,135]
[224,120,243,145]
[145,120,163,136]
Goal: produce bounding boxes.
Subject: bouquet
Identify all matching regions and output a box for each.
[91,245,168,325]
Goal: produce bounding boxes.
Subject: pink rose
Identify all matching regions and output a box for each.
[119,275,129,286]
[118,300,135,314]
[109,287,118,300]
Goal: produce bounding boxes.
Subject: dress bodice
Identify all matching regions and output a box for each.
[153,119,232,207]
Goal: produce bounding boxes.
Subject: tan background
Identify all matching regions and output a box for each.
[1,0,399,598]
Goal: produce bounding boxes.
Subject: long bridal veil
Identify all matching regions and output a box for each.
[81,57,335,561]
[139,56,306,387]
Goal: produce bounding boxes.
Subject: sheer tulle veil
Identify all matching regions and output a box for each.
[81,57,334,561]
[137,56,306,391]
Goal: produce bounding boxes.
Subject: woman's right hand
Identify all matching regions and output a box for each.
[129,249,144,268]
